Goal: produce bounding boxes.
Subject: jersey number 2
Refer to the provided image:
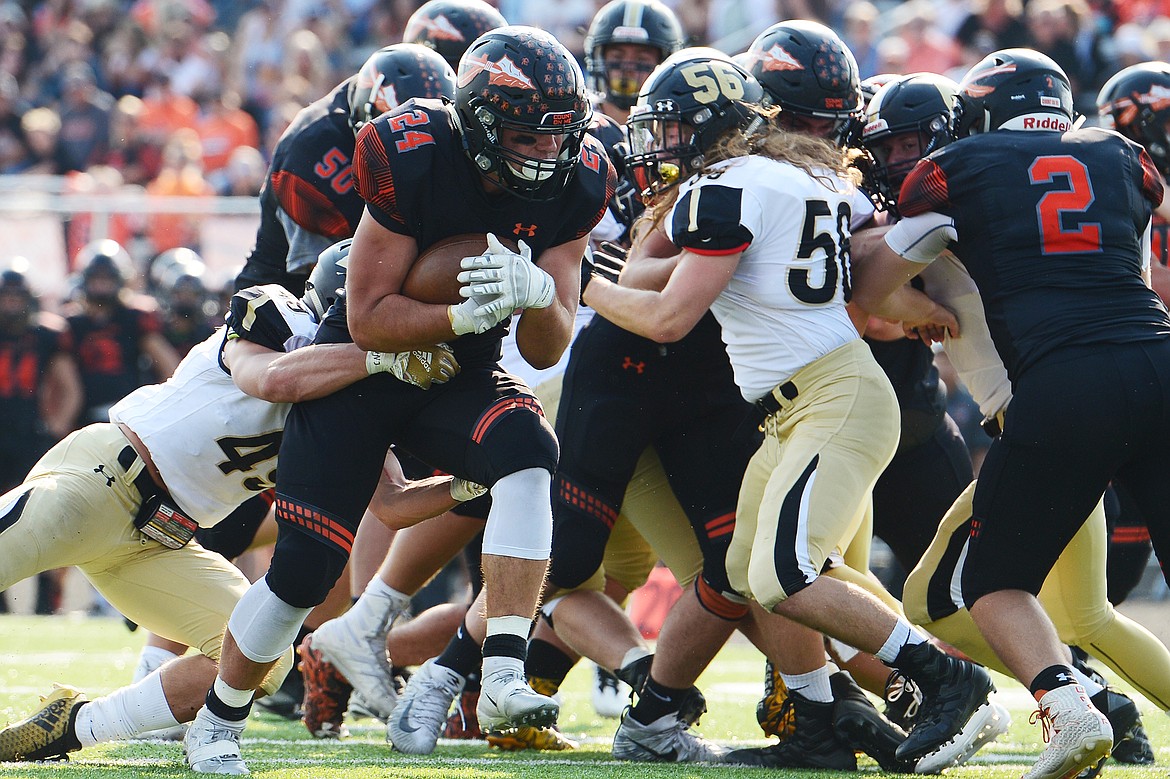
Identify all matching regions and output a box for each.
[1029,155,1102,255]
[790,199,852,305]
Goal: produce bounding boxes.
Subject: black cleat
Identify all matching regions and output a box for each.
[831,671,915,772]
[726,691,858,770]
[891,642,995,765]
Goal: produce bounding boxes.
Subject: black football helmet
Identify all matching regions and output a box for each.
[1097,61,1170,175]
[624,48,765,199]
[860,73,961,215]
[455,26,592,201]
[956,48,1074,136]
[302,239,350,321]
[0,259,34,330]
[77,239,132,283]
[404,0,507,71]
[584,0,684,110]
[348,44,456,135]
[744,20,861,145]
[149,247,205,292]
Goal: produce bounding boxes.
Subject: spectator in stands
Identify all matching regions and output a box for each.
[212,144,264,197]
[54,61,113,173]
[137,70,198,149]
[19,106,60,174]
[196,88,259,176]
[843,3,881,79]
[145,128,215,254]
[891,0,962,75]
[105,94,163,186]
[0,71,31,172]
[955,0,1030,63]
[1025,0,1111,112]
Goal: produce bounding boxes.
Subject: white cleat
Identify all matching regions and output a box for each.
[612,710,727,763]
[592,664,630,719]
[1024,685,1113,779]
[915,701,1010,774]
[309,614,399,721]
[477,667,559,733]
[183,708,248,775]
[386,659,463,755]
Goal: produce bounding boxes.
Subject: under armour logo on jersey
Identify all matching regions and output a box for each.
[621,356,645,374]
[93,464,115,487]
[513,223,537,237]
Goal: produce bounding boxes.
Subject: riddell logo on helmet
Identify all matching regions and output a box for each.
[761,45,804,72]
[458,54,536,90]
[1021,115,1070,131]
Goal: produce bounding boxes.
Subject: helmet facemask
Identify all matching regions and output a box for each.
[625,108,700,199]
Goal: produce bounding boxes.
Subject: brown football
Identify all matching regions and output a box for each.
[401,233,519,305]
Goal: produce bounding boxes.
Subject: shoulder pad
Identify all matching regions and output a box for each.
[226,284,316,352]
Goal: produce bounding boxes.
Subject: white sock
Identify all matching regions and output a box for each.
[133,645,180,683]
[1070,666,1105,697]
[781,664,834,704]
[876,619,928,663]
[826,637,861,663]
[75,671,178,747]
[620,646,652,671]
[341,578,410,635]
[486,615,532,639]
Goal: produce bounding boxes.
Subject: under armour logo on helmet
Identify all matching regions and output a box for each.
[655,99,676,113]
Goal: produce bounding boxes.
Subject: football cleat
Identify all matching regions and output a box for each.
[592,665,629,718]
[726,691,857,770]
[297,633,352,739]
[476,668,559,732]
[387,659,464,755]
[891,642,995,765]
[914,700,1010,774]
[304,614,400,721]
[1024,685,1113,779]
[756,659,795,738]
[612,709,726,763]
[183,708,249,775]
[830,671,915,772]
[442,690,482,739]
[486,724,579,751]
[884,670,924,730]
[0,684,86,761]
[1074,686,1151,777]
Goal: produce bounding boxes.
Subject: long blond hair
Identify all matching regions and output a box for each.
[638,120,863,238]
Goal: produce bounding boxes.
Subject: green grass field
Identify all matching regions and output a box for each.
[0,614,1166,778]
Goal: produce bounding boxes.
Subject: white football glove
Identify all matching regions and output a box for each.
[450,477,488,502]
[447,289,511,335]
[366,343,459,389]
[457,232,556,317]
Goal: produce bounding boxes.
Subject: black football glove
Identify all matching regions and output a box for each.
[580,241,628,304]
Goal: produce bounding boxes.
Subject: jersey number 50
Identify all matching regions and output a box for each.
[791,199,852,305]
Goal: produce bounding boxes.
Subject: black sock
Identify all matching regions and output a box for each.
[205,688,252,723]
[525,638,575,686]
[630,676,689,725]
[435,619,483,681]
[1029,664,1079,699]
[482,633,527,662]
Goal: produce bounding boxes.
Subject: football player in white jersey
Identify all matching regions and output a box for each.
[584,50,1003,772]
[0,242,468,764]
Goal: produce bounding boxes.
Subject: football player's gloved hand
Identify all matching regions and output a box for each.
[447,291,510,335]
[366,343,459,389]
[580,241,628,301]
[457,233,555,315]
[450,477,487,502]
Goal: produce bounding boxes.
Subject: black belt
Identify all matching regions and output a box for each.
[117,445,166,502]
[754,380,799,417]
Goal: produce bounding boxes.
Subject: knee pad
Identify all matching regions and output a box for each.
[267,522,350,608]
[483,468,552,559]
[549,489,617,590]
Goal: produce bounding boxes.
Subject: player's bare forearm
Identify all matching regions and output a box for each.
[516,298,573,369]
[226,339,371,403]
[367,473,460,530]
[350,295,461,352]
[584,277,697,343]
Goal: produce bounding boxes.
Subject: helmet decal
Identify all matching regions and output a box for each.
[419,14,465,41]
[459,53,536,90]
[761,45,804,72]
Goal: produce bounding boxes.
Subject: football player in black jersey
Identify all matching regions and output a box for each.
[233,43,455,295]
[187,26,613,767]
[853,48,1170,779]
[404,0,507,71]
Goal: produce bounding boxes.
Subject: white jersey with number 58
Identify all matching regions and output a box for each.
[668,156,860,402]
[110,284,318,527]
